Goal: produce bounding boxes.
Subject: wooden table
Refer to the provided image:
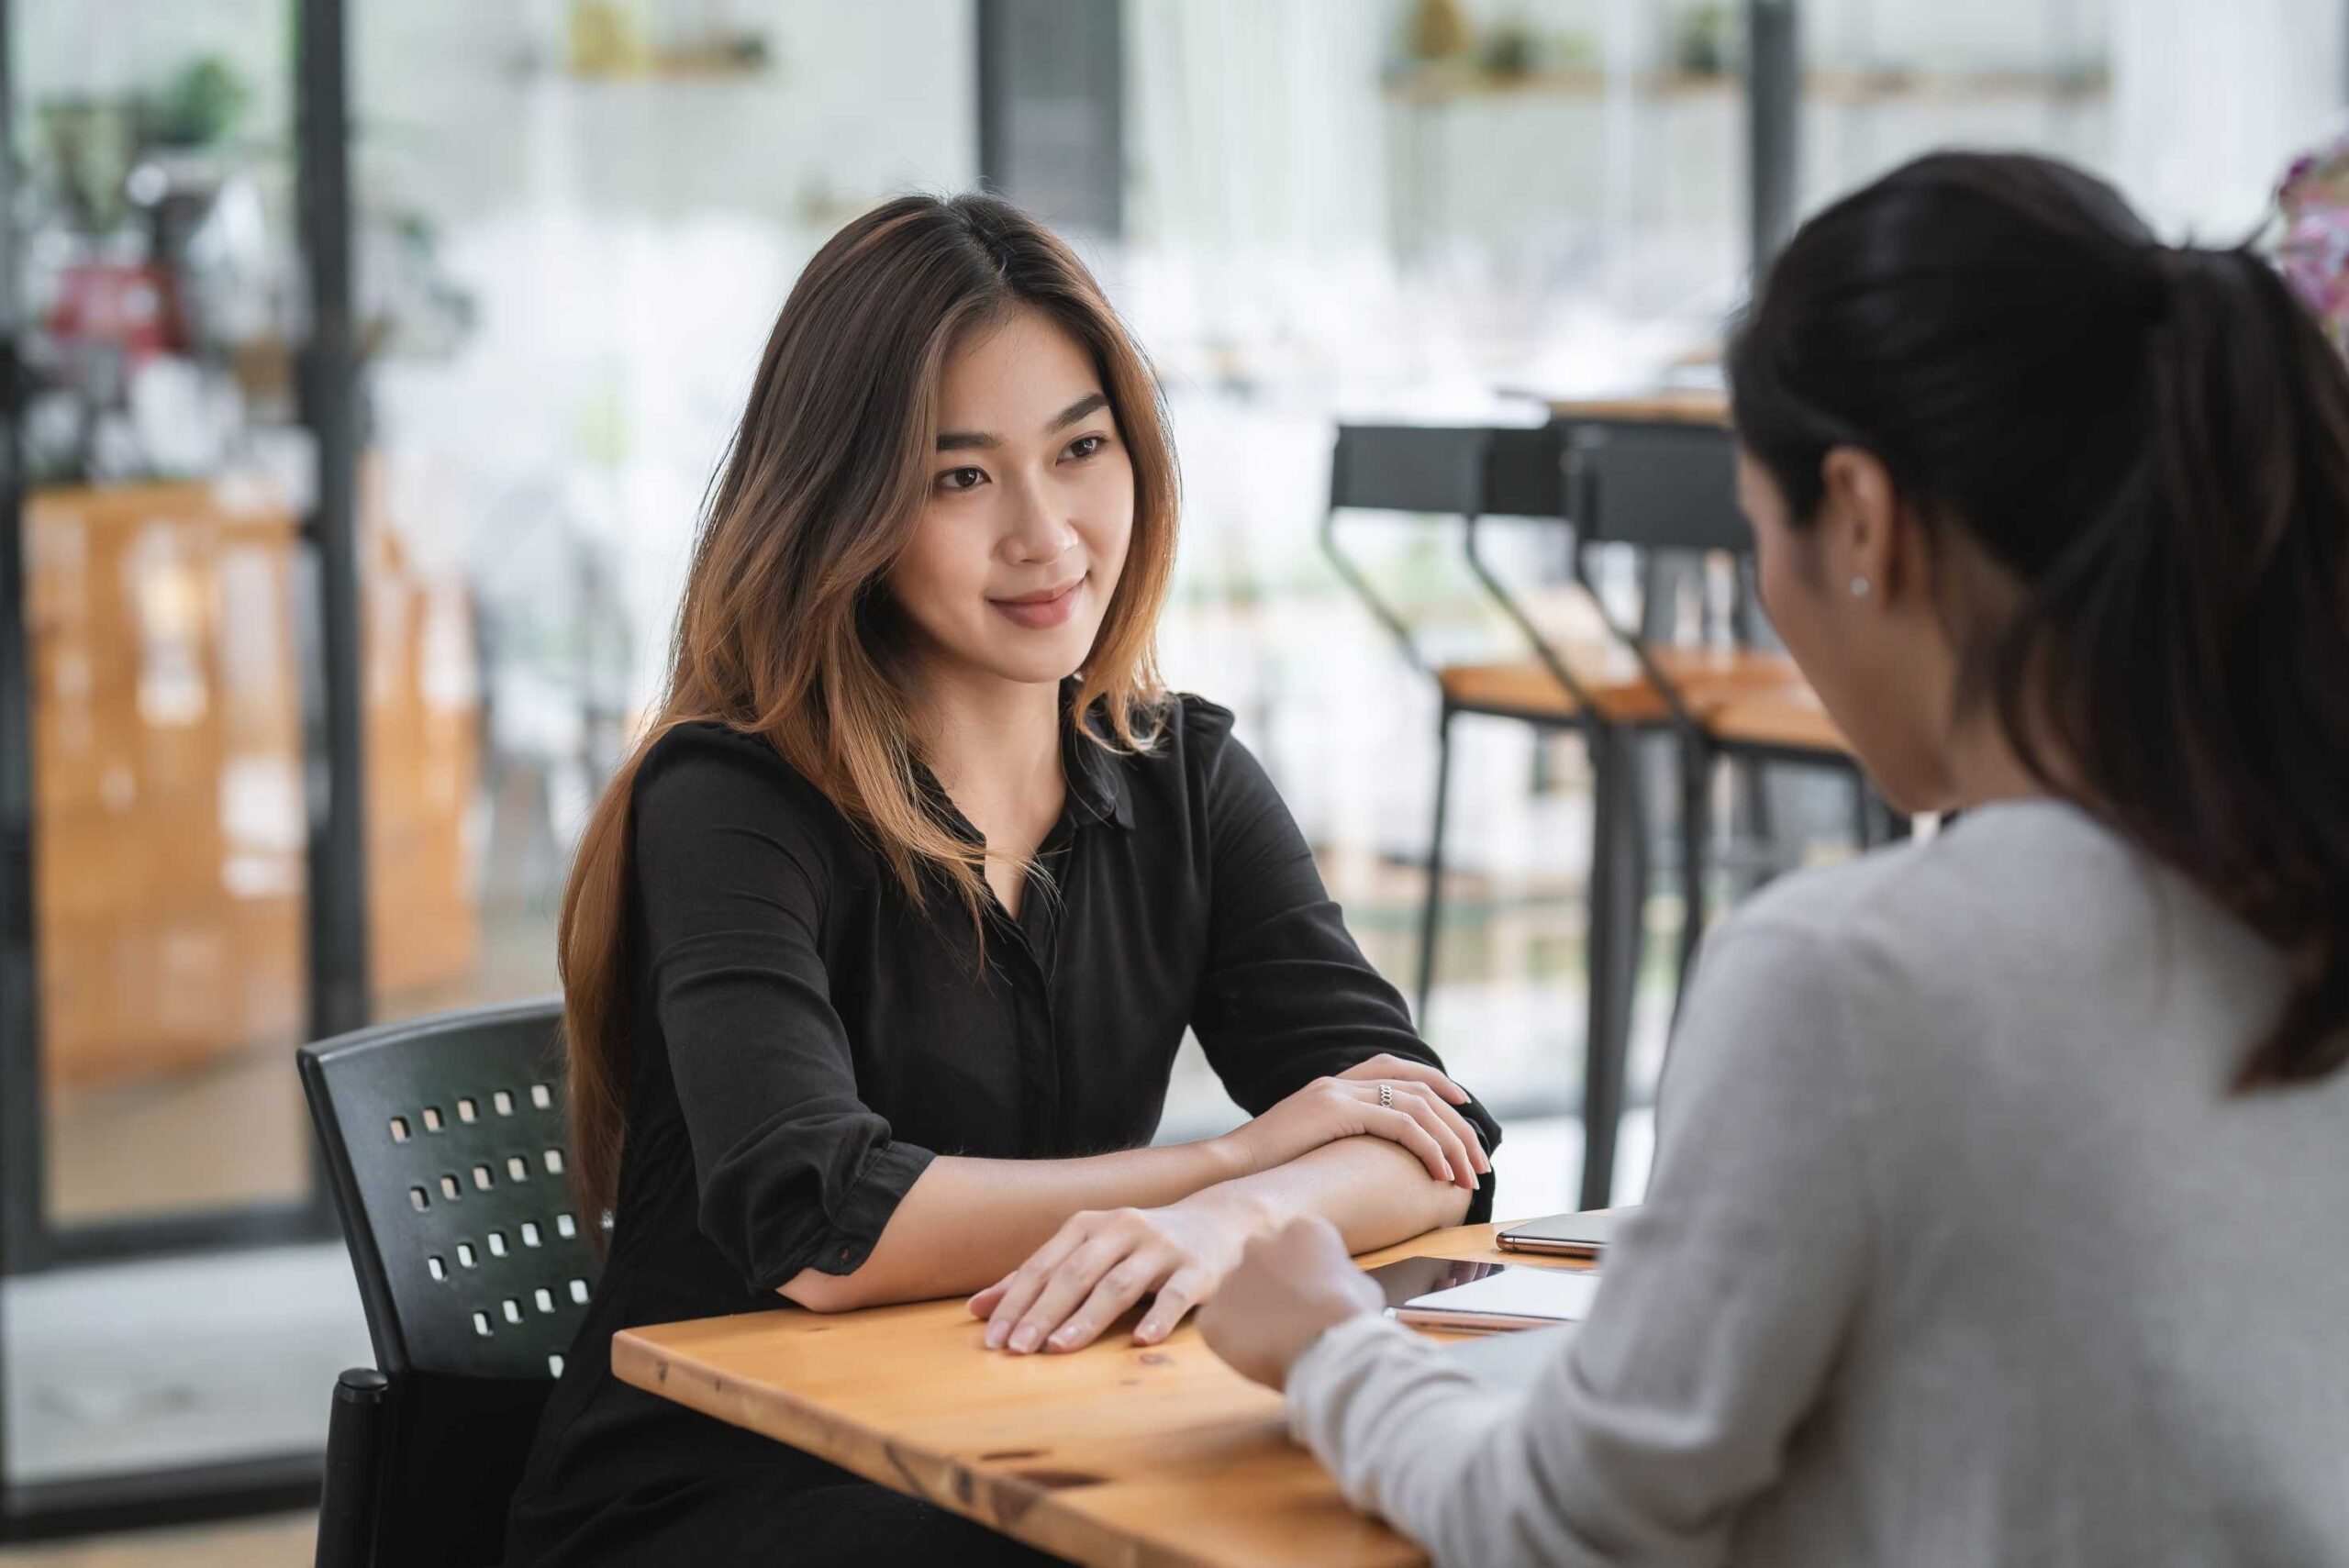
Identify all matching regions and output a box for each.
[613,1220,1591,1567]
[1545,389,1729,427]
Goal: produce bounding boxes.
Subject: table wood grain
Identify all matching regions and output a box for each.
[612,1220,1596,1567]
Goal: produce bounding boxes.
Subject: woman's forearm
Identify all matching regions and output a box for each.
[780,1137,1250,1310]
[953,1136,1476,1357]
[1191,1134,1475,1254]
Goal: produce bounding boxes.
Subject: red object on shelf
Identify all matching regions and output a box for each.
[46,261,186,364]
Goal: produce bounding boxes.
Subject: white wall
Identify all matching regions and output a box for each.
[2111,0,2345,238]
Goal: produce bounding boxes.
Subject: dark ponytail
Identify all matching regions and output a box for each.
[1730,150,2349,1087]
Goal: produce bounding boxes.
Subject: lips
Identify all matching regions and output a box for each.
[988,575,1086,630]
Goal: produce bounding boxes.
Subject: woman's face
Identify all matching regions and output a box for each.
[1741,446,1957,814]
[888,307,1134,689]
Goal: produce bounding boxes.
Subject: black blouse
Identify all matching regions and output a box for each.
[507,694,1501,1564]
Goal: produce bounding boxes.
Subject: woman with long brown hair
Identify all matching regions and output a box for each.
[504,194,1501,1564]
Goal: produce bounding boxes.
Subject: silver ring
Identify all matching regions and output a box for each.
[1379,1082,1394,1108]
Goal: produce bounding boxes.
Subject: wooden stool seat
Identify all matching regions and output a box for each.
[1706,686,1849,754]
[1433,646,1846,753]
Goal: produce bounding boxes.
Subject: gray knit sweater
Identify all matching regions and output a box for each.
[1289,800,2349,1567]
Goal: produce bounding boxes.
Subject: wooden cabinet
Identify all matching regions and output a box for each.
[24,472,481,1090]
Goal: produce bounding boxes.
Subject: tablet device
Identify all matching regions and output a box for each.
[1362,1255,1604,1333]
[1495,1209,1625,1260]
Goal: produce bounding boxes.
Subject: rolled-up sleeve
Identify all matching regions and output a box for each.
[1186,713,1502,1219]
[633,737,936,1292]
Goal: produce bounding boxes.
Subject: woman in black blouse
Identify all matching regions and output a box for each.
[505,194,1503,1565]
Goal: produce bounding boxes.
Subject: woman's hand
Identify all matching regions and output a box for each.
[1215,1055,1489,1194]
[1197,1216,1384,1391]
[968,1195,1248,1353]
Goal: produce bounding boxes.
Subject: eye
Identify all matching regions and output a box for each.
[936,465,987,493]
[1064,434,1108,462]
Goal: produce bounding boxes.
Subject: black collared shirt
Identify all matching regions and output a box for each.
[509,693,1499,1562]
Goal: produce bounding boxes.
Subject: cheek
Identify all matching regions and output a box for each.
[890,509,986,619]
[1077,456,1136,573]
[1753,523,1819,654]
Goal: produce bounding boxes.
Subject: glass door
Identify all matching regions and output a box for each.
[4,0,330,1251]
[1,0,373,1529]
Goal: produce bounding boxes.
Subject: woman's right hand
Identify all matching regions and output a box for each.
[1213,1055,1488,1192]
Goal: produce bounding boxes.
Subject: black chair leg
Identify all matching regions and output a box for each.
[1415,702,1456,1029]
[1578,725,1642,1211]
[317,1368,391,1568]
[1731,752,1773,894]
[1669,733,1712,1033]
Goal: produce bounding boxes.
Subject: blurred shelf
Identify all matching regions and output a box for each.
[1384,63,2109,107]
[508,56,774,86]
[1384,65,1707,105]
[1807,64,2109,106]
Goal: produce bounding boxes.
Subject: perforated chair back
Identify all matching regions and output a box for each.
[1564,419,1747,555]
[299,997,591,1567]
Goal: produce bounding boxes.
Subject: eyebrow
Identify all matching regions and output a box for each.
[936,391,1110,452]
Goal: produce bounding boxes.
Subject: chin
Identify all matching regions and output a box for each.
[971,629,1097,687]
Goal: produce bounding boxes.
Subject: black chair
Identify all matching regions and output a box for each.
[1322,422,1664,1207]
[297,997,593,1568]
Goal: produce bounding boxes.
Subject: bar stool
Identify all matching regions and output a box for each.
[1557,417,1900,1017]
[1322,422,1663,1207]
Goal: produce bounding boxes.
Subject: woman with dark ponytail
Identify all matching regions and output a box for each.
[1199,151,2349,1567]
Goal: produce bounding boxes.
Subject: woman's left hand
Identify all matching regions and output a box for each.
[969,1197,1248,1353]
[1197,1217,1384,1390]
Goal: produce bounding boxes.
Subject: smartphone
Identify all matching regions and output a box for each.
[1495,1209,1622,1260]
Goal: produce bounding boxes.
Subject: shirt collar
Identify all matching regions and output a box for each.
[1060,680,1137,831]
[914,683,1136,843]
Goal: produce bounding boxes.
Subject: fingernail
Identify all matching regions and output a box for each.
[1011,1326,1040,1353]
[985,1322,1008,1349]
[1048,1328,1076,1349]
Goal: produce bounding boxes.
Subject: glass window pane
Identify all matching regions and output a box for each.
[15,0,313,1227]
[351,2,978,1022]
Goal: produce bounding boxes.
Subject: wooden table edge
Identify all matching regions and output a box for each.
[1544,391,1730,427]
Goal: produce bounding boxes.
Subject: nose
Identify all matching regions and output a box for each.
[1001,474,1079,566]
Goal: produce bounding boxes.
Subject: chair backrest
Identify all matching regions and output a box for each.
[1564,419,1748,555]
[1329,423,1488,516]
[1329,420,1574,521]
[1480,422,1569,518]
[299,997,592,1566]
[300,996,592,1380]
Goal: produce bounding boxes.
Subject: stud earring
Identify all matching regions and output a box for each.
[1850,576,1871,598]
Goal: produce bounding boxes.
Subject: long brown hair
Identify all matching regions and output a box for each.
[1731,151,2349,1087]
[560,194,1180,1226]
